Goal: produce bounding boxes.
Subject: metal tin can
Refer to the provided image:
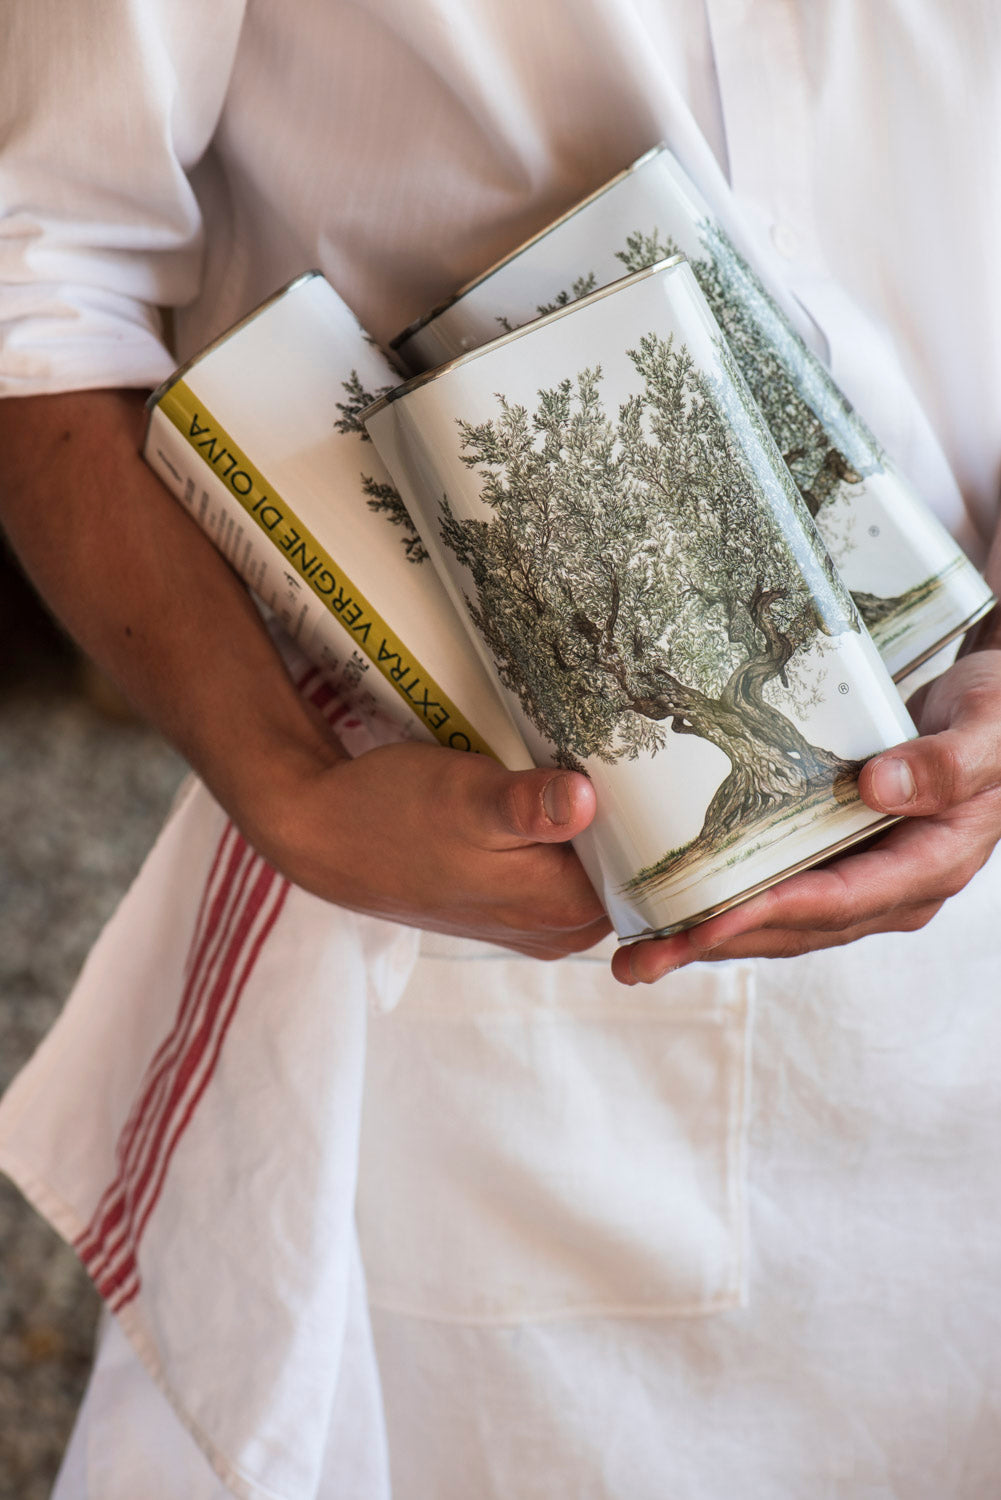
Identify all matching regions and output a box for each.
[143,272,529,768]
[392,145,994,686]
[365,258,917,942]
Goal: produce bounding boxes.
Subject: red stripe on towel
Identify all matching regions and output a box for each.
[75,662,344,1308]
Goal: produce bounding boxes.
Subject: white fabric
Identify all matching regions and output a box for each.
[3,1,999,541]
[0,680,412,1499]
[2,3,1001,1497]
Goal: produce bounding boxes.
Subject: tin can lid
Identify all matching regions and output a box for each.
[360,252,688,423]
[389,144,668,351]
[144,270,324,415]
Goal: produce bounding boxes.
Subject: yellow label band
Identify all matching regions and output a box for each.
[157,378,496,757]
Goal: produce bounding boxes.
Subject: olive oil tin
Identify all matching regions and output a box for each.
[143,273,529,767]
[365,259,917,942]
[392,146,994,686]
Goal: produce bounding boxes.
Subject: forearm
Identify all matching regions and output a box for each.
[0,390,343,848]
[0,388,611,956]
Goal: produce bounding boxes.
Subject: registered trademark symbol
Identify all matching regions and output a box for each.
[838,682,850,695]
[868,525,880,537]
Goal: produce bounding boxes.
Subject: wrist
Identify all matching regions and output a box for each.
[199,700,349,869]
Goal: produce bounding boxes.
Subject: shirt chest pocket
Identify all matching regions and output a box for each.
[355,937,753,1325]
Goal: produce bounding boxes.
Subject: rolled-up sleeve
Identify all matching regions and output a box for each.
[0,0,245,395]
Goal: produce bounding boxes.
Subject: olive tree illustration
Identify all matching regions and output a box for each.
[440,336,864,885]
[522,222,936,632]
[616,227,945,631]
[618,229,873,521]
[334,372,428,564]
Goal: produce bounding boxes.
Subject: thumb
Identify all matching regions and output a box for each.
[484,766,598,849]
[861,726,999,818]
[862,655,1001,817]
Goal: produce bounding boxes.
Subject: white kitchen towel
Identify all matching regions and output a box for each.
[0,665,419,1500]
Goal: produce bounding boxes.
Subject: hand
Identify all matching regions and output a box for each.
[611,649,1001,985]
[0,392,610,960]
[251,741,612,960]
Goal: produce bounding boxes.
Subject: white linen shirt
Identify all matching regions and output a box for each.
[3,4,1001,1498]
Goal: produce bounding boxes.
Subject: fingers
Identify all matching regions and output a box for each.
[863,653,1001,818]
[863,730,1001,818]
[611,654,1001,986]
[612,793,1001,984]
[496,911,614,960]
[398,750,607,935]
[680,904,945,962]
[613,900,948,983]
[698,810,988,940]
[477,840,610,938]
[412,898,612,960]
[611,934,688,985]
[478,764,598,849]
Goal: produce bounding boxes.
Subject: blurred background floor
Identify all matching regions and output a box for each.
[0,544,186,1498]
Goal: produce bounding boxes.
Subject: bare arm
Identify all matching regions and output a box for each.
[0,390,610,957]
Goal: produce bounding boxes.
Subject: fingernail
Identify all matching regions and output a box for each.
[871,756,916,809]
[542,774,571,826]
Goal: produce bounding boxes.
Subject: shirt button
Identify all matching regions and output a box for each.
[770,222,801,259]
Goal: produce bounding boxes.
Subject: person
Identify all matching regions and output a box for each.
[2,2,1001,1496]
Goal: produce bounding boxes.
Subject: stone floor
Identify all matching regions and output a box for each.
[0,550,186,1498]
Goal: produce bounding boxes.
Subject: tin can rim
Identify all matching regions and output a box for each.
[360,251,688,423]
[617,812,903,944]
[389,144,667,352]
[142,270,324,444]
